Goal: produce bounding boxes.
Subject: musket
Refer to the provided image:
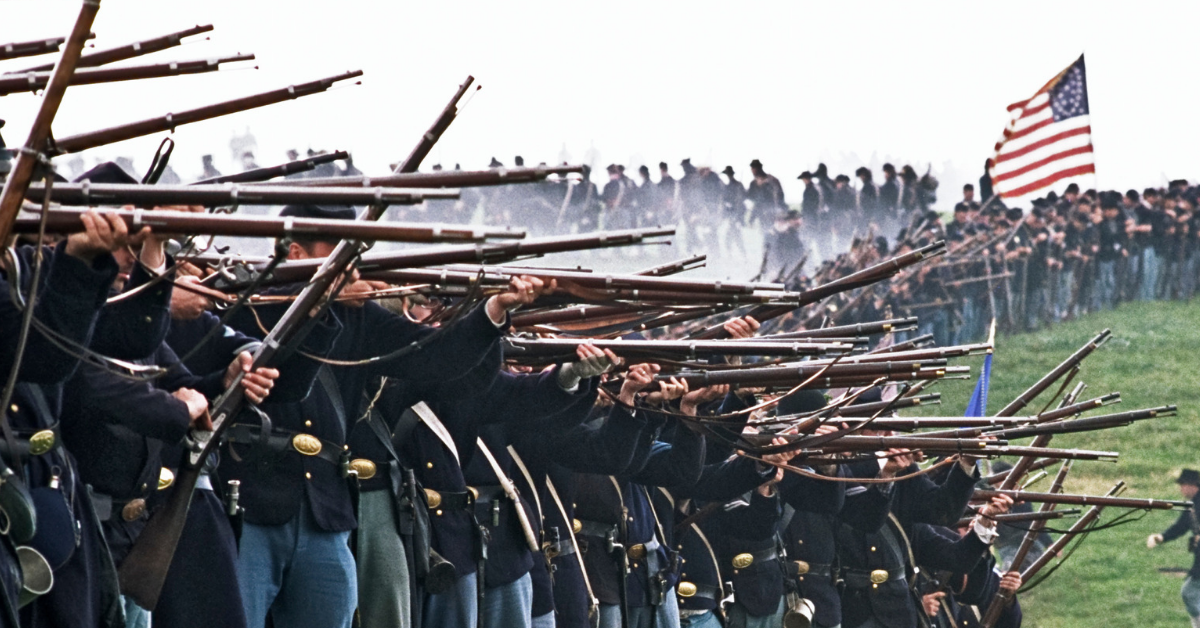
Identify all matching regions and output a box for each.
[26,182,456,208]
[636,254,706,277]
[745,317,919,341]
[983,458,1058,485]
[17,24,212,72]
[504,338,854,362]
[829,393,941,417]
[975,405,1175,440]
[246,227,674,288]
[996,461,1073,585]
[51,70,363,154]
[0,33,95,61]
[688,240,946,339]
[261,164,583,189]
[194,151,350,185]
[0,0,99,245]
[0,54,254,96]
[972,488,1186,511]
[654,362,962,388]
[955,508,1080,528]
[117,75,474,610]
[996,329,1111,417]
[866,333,935,354]
[978,482,1124,628]
[12,208,526,243]
[420,264,784,295]
[941,272,1015,288]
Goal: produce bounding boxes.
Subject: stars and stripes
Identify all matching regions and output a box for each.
[988,54,1095,201]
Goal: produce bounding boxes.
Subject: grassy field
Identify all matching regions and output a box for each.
[907,299,1200,627]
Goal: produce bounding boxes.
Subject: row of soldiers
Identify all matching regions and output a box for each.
[736,180,1200,346]
[0,174,1027,628]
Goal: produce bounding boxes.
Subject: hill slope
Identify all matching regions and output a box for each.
[909,299,1200,627]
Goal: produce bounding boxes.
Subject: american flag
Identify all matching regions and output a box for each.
[988,54,1095,200]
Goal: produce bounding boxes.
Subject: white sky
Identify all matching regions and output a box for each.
[3,0,1199,207]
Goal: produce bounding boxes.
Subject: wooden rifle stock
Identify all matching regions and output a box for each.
[117,75,474,610]
[18,24,212,71]
[0,0,99,245]
[194,151,350,184]
[0,54,254,95]
[12,208,526,243]
[52,70,362,154]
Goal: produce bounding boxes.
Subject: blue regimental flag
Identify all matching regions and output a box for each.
[965,319,998,417]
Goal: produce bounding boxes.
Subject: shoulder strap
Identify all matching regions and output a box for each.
[640,485,670,547]
[547,476,599,612]
[885,512,918,581]
[317,365,347,438]
[412,402,459,464]
[507,446,544,524]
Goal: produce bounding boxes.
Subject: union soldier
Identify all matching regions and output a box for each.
[746,159,786,227]
[1147,469,1200,628]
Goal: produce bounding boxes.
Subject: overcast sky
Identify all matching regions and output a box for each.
[3,0,1198,207]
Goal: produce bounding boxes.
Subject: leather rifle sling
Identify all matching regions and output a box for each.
[546,476,601,613]
[476,438,539,552]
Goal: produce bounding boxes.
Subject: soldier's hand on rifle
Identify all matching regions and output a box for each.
[681,383,730,416]
[559,343,621,390]
[224,351,280,405]
[170,275,213,321]
[341,279,391,307]
[978,493,1014,524]
[880,448,914,479]
[65,209,147,262]
[648,376,689,406]
[618,363,659,406]
[722,316,760,339]
[922,592,945,617]
[172,387,212,431]
[998,571,1022,594]
[488,275,556,322]
[1147,533,1164,549]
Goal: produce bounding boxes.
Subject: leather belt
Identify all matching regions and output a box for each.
[842,566,906,588]
[469,484,507,503]
[544,537,577,560]
[730,545,779,570]
[576,519,619,540]
[786,560,833,579]
[227,424,344,466]
[627,537,660,562]
[676,581,720,601]
[425,489,472,512]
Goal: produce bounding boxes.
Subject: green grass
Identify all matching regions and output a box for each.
[907,299,1200,627]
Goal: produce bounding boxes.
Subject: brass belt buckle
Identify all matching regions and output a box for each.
[424,488,443,509]
[869,569,889,585]
[793,560,810,575]
[158,467,175,490]
[27,430,55,456]
[677,581,697,598]
[543,542,560,559]
[121,498,147,522]
[627,543,647,561]
[349,459,377,480]
[732,552,754,569]
[292,434,323,456]
[572,518,583,534]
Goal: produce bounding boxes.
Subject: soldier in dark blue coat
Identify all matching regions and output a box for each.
[510,364,663,628]
[1147,468,1200,625]
[217,204,550,628]
[918,525,1023,628]
[0,209,141,628]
